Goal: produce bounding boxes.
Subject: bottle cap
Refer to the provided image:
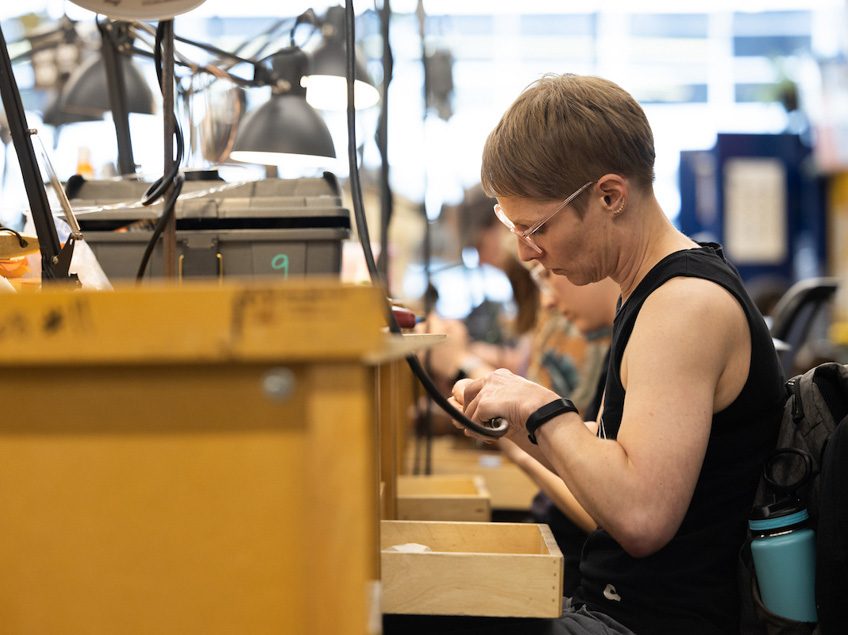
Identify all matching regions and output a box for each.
[749,497,809,532]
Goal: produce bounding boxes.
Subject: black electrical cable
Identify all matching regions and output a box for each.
[141,22,183,205]
[127,45,255,88]
[136,21,185,280]
[288,9,319,49]
[343,1,506,439]
[230,17,294,59]
[376,0,393,283]
[171,31,255,67]
[136,173,184,279]
[416,0,435,473]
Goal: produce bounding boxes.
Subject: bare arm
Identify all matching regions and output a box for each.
[454,278,749,557]
[499,438,598,534]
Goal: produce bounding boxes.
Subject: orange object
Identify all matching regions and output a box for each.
[76,147,95,178]
[0,256,30,278]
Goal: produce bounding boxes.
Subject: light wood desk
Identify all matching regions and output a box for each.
[405,436,539,511]
[0,280,409,635]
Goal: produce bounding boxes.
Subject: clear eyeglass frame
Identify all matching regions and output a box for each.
[493,180,595,254]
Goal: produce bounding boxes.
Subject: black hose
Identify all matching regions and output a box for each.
[343,1,506,439]
[137,21,185,280]
[376,0,393,282]
[136,174,184,280]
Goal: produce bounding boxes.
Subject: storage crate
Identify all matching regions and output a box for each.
[73,175,349,280]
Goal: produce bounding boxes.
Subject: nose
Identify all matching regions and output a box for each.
[516,238,541,262]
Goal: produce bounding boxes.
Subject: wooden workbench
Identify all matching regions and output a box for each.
[0,279,415,635]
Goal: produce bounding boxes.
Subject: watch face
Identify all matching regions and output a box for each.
[69,0,206,20]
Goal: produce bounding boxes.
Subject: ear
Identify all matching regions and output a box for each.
[596,174,627,216]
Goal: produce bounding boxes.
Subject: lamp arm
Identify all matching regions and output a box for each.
[173,31,256,67]
[289,8,320,48]
[228,16,294,63]
[0,22,75,282]
[126,26,257,88]
[248,11,320,65]
[97,19,135,175]
[130,20,254,68]
[128,20,321,92]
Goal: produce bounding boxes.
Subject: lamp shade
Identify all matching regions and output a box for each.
[305,40,380,111]
[229,92,336,167]
[68,0,206,20]
[303,5,379,111]
[41,91,102,127]
[61,55,156,118]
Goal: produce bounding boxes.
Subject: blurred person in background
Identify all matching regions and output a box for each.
[503,267,619,597]
[447,185,539,376]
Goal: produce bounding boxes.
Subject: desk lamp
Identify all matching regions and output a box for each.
[42,90,102,127]
[303,5,380,111]
[5,20,101,130]
[0,26,77,281]
[68,0,207,279]
[230,46,336,168]
[60,53,155,118]
[61,39,157,175]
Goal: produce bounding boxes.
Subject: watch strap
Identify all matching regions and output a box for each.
[525,397,579,444]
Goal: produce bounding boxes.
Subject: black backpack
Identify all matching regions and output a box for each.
[741,362,848,635]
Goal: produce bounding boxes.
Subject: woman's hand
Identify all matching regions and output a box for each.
[448,368,559,442]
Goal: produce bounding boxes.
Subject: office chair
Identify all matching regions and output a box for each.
[768,277,839,375]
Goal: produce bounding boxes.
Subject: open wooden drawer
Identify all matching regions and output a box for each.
[381,520,563,618]
[396,475,491,522]
[411,437,539,511]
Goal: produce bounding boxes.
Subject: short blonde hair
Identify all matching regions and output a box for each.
[481,74,655,205]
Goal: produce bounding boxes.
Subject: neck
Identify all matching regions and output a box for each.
[613,197,697,302]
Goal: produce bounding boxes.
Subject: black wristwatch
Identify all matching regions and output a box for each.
[525,398,580,445]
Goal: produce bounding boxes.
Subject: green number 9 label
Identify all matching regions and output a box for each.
[271,253,289,277]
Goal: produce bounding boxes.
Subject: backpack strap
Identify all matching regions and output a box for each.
[786,375,804,423]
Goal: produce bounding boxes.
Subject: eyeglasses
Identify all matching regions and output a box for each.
[493,180,595,254]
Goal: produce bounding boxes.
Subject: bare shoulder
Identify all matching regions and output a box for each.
[641,276,746,330]
[623,275,750,407]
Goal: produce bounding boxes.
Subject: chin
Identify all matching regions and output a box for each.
[560,271,591,286]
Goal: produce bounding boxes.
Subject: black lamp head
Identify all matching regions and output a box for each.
[60,54,156,117]
[41,90,102,127]
[269,46,308,95]
[230,47,336,168]
[303,5,379,110]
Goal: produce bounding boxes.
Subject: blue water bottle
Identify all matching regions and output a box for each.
[749,498,818,623]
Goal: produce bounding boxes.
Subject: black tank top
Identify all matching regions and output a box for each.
[573,243,785,635]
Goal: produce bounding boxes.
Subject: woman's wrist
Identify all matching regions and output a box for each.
[518,391,561,429]
[524,397,580,445]
[535,408,582,447]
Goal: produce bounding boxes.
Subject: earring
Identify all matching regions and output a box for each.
[613,201,625,216]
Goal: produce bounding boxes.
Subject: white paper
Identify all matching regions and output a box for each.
[723,158,787,264]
